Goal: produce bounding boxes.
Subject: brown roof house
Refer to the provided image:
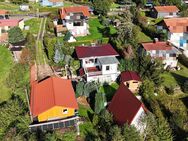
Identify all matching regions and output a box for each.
[120,71,142,93]
[108,83,147,132]
[152,6,179,18]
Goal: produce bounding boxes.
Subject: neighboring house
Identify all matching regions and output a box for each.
[0,10,9,19]
[108,83,147,131]
[0,19,24,43]
[141,41,180,69]
[40,0,64,7]
[20,4,30,11]
[157,18,188,52]
[76,44,120,83]
[9,40,26,62]
[152,6,179,18]
[120,71,142,93]
[59,6,90,37]
[30,76,78,122]
[182,0,188,4]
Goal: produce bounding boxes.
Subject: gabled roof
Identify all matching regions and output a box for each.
[108,83,145,125]
[60,6,90,19]
[154,6,179,12]
[0,19,22,27]
[121,71,141,82]
[76,44,119,59]
[30,77,78,117]
[141,41,173,51]
[163,18,188,33]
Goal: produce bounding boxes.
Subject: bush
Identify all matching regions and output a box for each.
[165,86,174,95]
[178,54,188,68]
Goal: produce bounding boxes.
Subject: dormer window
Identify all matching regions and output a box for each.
[63,109,68,114]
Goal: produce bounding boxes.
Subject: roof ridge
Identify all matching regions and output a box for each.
[51,77,56,106]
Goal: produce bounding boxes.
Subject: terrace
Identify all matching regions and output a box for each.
[85,66,102,76]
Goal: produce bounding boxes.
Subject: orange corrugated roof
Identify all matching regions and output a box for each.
[154,6,179,12]
[0,10,8,15]
[30,77,78,117]
[60,6,90,19]
[163,18,188,33]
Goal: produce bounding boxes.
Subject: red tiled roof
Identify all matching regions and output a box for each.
[141,41,173,51]
[30,77,78,117]
[108,83,145,125]
[154,6,179,12]
[0,19,22,27]
[0,10,8,15]
[60,6,90,19]
[121,71,141,82]
[76,44,119,58]
[163,18,188,33]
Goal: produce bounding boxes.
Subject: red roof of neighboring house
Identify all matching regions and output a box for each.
[154,6,179,12]
[30,77,78,117]
[0,10,8,15]
[76,44,119,59]
[141,41,173,51]
[108,83,145,125]
[121,71,141,82]
[163,18,188,33]
[0,19,22,27]
[60,6,90,19]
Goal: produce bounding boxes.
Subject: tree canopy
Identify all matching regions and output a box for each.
[8,27,24,44]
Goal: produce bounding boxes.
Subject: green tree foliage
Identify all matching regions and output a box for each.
[183,80,188,93]
[122,123,141,141]
[84,82,99,97]
[109,125,124,141]
[143,113,173,141]
[76,81,85,97]
[0,96,28,139]
[138,55,164,86]
[94,92,106,114]
[70,60,80,74]
[119,58,138,72]
[44,35,56,62]
[93,0,113,15]
[10,0,28,4]
[8,27,24,44]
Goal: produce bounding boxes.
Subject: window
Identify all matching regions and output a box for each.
[133,81,138,83]
[63,109,68,114]
[73,21,82,26]
[169,12,173,15]
[106,66,110,71]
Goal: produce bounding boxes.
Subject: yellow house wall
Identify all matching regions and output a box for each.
[38,106,75,122]
[124,80,141,93]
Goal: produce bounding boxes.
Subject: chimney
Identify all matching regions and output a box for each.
[153,38,159,43]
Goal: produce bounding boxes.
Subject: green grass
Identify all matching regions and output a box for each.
[24,18,41,35]
[76,18,117,42]
[0,46,14,102]
[0,2,19,11]
[161,63,188,87]
[99,82,119,102]
[137,31,152,43]
[110,3,121,9]
[78,104,93,118]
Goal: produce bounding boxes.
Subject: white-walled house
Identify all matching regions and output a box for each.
[152,6,179,18]
[108,83,146,132]
[141,41,180,69]
[0,19,24,42]
[76,44,120,83]
[59,6,90,37]
[157,18,188,53]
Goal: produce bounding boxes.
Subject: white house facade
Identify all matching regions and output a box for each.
[60,6,90,37]
[76,44,120,83]
[141,41,180,69]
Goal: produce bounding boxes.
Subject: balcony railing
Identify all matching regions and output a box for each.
[85,66,102,76]
[88,71,102,76]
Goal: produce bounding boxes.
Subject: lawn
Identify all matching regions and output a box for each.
[99,82,119,102]
[161,63,188,88]
[137,31,152,43]
[76,18,117,42]
[0,46,14,102]
[24,18,41,36]
[0,2,19,11]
